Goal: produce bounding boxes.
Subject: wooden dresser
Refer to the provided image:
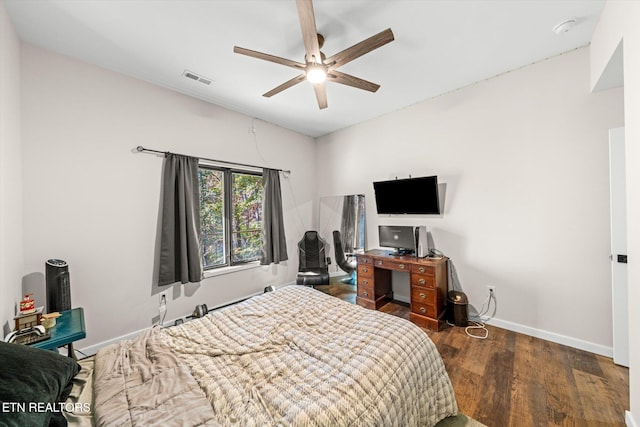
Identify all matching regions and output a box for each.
[356,249,448,331]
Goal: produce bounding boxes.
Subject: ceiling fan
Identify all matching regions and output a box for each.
[233,0,394,110]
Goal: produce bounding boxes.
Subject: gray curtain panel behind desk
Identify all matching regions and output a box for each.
[261,168,288,265]
[158,153,203,285]
[340,195,356,253]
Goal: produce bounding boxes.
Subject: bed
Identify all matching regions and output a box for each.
[3,285,458,426]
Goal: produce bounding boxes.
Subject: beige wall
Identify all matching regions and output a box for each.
[318,47,624,355]
[0,0,24,335]
[19,44,317,349]
[592,0,640,422]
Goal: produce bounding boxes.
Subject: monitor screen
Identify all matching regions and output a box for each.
[373,176,440,215]
[378,225,415,253]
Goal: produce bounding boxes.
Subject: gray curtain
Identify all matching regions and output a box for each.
[157,153,202,285]
[355,195,366,250]
[340,195,357,253]
[260,169,288,265]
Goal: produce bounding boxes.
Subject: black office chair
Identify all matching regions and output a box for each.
[296,231,330,287]
[333,230,357,284]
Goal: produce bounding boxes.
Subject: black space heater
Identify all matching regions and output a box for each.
[45,259,71,313]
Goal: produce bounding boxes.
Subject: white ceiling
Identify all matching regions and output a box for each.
[5,0,604,137]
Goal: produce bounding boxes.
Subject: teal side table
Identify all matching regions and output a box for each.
[31,307,86,359]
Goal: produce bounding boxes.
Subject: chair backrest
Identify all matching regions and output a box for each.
[333,230,347,263]
[298,231,328,271]
[333,230,356,274]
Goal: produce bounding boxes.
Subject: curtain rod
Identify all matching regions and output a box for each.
[136,146,291,175]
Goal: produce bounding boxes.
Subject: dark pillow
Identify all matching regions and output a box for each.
[0,341,80,426]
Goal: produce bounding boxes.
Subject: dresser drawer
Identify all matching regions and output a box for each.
[357,264,374,278]
[357,256,373,265]
[357,283,375,300]
[411,301,437,318]
[411,273,435,289]
[373,259,410,272]
[357,275,374,288]
[411,264,435,276]
[411,286,435,305]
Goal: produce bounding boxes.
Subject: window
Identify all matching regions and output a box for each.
[199,166,263,269]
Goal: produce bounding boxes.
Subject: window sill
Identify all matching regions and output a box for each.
[202,262,261,279]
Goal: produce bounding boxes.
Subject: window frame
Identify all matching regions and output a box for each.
[199,164,263,271]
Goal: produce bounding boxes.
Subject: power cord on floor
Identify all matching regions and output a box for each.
[465,321,489,339]
[464,289,496,339]
[71,346,88,359]
[443,255,497,339]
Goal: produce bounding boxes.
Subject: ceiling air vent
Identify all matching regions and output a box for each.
[183,70,213,85]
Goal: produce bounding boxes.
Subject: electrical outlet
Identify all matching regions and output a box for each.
[487,286,496,298]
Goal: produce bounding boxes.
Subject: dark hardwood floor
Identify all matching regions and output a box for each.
[316,281,630,427]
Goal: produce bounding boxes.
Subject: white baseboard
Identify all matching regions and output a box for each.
[394,294,410,304]
[80,328,145,356]
[486,317,613,358]
[375,293,613,357]
[627,411,637,427]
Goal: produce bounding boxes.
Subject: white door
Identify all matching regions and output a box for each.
[609,127,628,367]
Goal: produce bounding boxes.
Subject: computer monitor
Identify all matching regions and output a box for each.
[378,225,415,255]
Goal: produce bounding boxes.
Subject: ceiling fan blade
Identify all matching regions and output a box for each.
[263,74,306,97]
[313,83,328,109]
[296,0,322,64]
[325,28,394,69]
[327,70,380,93]
[234,46,305,70]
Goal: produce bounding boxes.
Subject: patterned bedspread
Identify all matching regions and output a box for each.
[93,286,457,426]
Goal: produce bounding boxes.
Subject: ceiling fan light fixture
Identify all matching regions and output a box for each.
[306,64,327,84]
[233,0,394,108]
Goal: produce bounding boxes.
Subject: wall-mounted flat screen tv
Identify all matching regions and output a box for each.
[373,175,440,215]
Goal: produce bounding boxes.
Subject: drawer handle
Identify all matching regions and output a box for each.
[418,267,425,273]
[375,260,383,266]
[362,267,369,273]
[419,307,426,313]
[362,280,368,285]
[363,291,369,297]
[399,264,405,269]
[418,278,426,285]
[419,293,426,299]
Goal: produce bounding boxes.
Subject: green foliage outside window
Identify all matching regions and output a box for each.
[199,169,225,268]
[199,167,262,269]
[231,173,263,262]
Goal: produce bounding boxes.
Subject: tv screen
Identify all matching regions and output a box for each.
[373,176,440,214]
